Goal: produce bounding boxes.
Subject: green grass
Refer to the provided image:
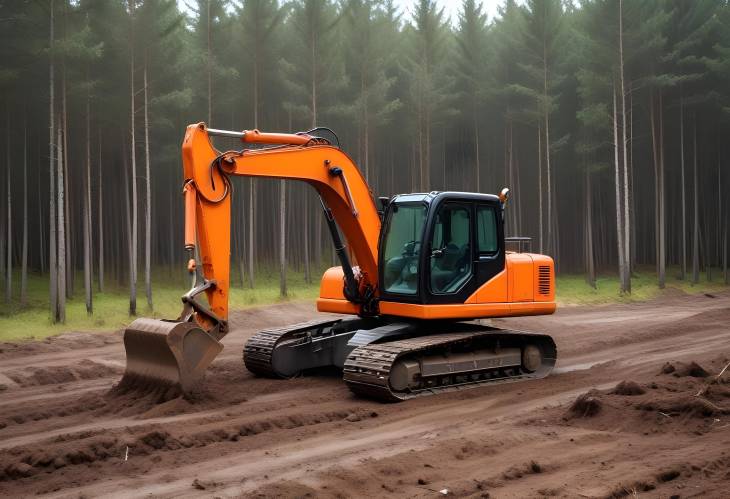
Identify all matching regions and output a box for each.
[0,265,726,341]
[556,266,728,306]
[0,266,322,342]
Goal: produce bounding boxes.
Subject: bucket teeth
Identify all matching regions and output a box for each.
[119,318,223,396]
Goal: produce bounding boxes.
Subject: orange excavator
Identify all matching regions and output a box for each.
[120,123,557,402]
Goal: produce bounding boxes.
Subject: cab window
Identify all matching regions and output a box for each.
[430,204,472,293]
[381,203,427,295]
[477,206,497,254]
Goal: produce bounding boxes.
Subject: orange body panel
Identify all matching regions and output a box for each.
[469,270,508,303]
[317,267,361,314]
[507,253,534,302]
[319,267,348,300]
[378,252,556,321]
[530,253,556,302]
[378,301,555,320]
[317,298,360,315]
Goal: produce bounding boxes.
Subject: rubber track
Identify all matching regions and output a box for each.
[243,318,342,377]
[342,329,557,402]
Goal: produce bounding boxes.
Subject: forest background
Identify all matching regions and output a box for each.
[0,0,729,338]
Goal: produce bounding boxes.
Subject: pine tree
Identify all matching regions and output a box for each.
[280,0,344,276]
[342,0,401,183]
[5,113,11,304]
[189,0,233,125]
[492,0,528,236]
[575,0,630,292]
[128,0,138,316]
[403,0,452,191]
[453,0,490,192]
[514,0,566,254]
[236,0,284,291]
[21,110,28,305]
[137,0,187,309]
[49,0,59,322]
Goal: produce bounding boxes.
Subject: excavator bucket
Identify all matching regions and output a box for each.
[119,318,223,396]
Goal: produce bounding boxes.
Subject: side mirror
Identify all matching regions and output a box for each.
[377,197,391,220]
[499,187,510,204]
[379,196,391,211]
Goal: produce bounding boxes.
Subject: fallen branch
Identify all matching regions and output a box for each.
[695,397,729,414]
[695,361,730,397]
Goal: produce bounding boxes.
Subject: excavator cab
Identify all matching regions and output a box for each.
[379,192,505,306]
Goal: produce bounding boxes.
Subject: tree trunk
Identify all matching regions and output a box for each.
[722,222,728,286]
[129,0,137,315]
[38,160,45,275]
[143,62,152,309]
[537,124,543,254]
[21,110,28,305]
[679,91,686,280]
[207,0,212,125]
[6,117,12,304]
[585,167,595,288]
[279,179,286,297]
[56,121,66,323]
[629,89,636,272]
[716,148,721,278]
[303,195,310,283]
[248,183,255,288]
[474,107,480,192]
[62,58,72,299]
[543,36,552,256]
[364,103,370,184]
[618,0,631,292]
[238,188,245,287]
[84,89,92,314]
[692,114,699,284]
[49,0,57,320]
[657,94,666,288]
[124,150,133,296]
[650,92,660,280]
[613,85,626,293]
[98,130,104,292]
[312,37,322,271]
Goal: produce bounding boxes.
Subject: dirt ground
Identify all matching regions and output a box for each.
[1,290,729,499]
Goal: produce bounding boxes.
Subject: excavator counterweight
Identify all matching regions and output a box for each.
[118,123,557,401]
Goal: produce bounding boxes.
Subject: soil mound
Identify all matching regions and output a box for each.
[6,360,120,387]
[612,380,645,396]
[637,394,728,418]
[559,359,730,436]
[568,390,603,418]
[248,481,322,498]
[661,361,710,378]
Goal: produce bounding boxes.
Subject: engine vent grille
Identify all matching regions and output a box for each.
[538,266,551,295]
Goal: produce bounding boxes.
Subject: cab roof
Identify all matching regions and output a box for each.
[392,191,501,204]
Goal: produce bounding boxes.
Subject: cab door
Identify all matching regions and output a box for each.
[473,203,507,302]
[424,202,477,303]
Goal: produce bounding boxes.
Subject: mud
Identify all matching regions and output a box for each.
[1,294,729,498]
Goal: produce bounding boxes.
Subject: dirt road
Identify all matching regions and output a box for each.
[1,290,729,498]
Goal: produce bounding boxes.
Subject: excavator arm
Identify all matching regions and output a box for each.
[119,123,382,395]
